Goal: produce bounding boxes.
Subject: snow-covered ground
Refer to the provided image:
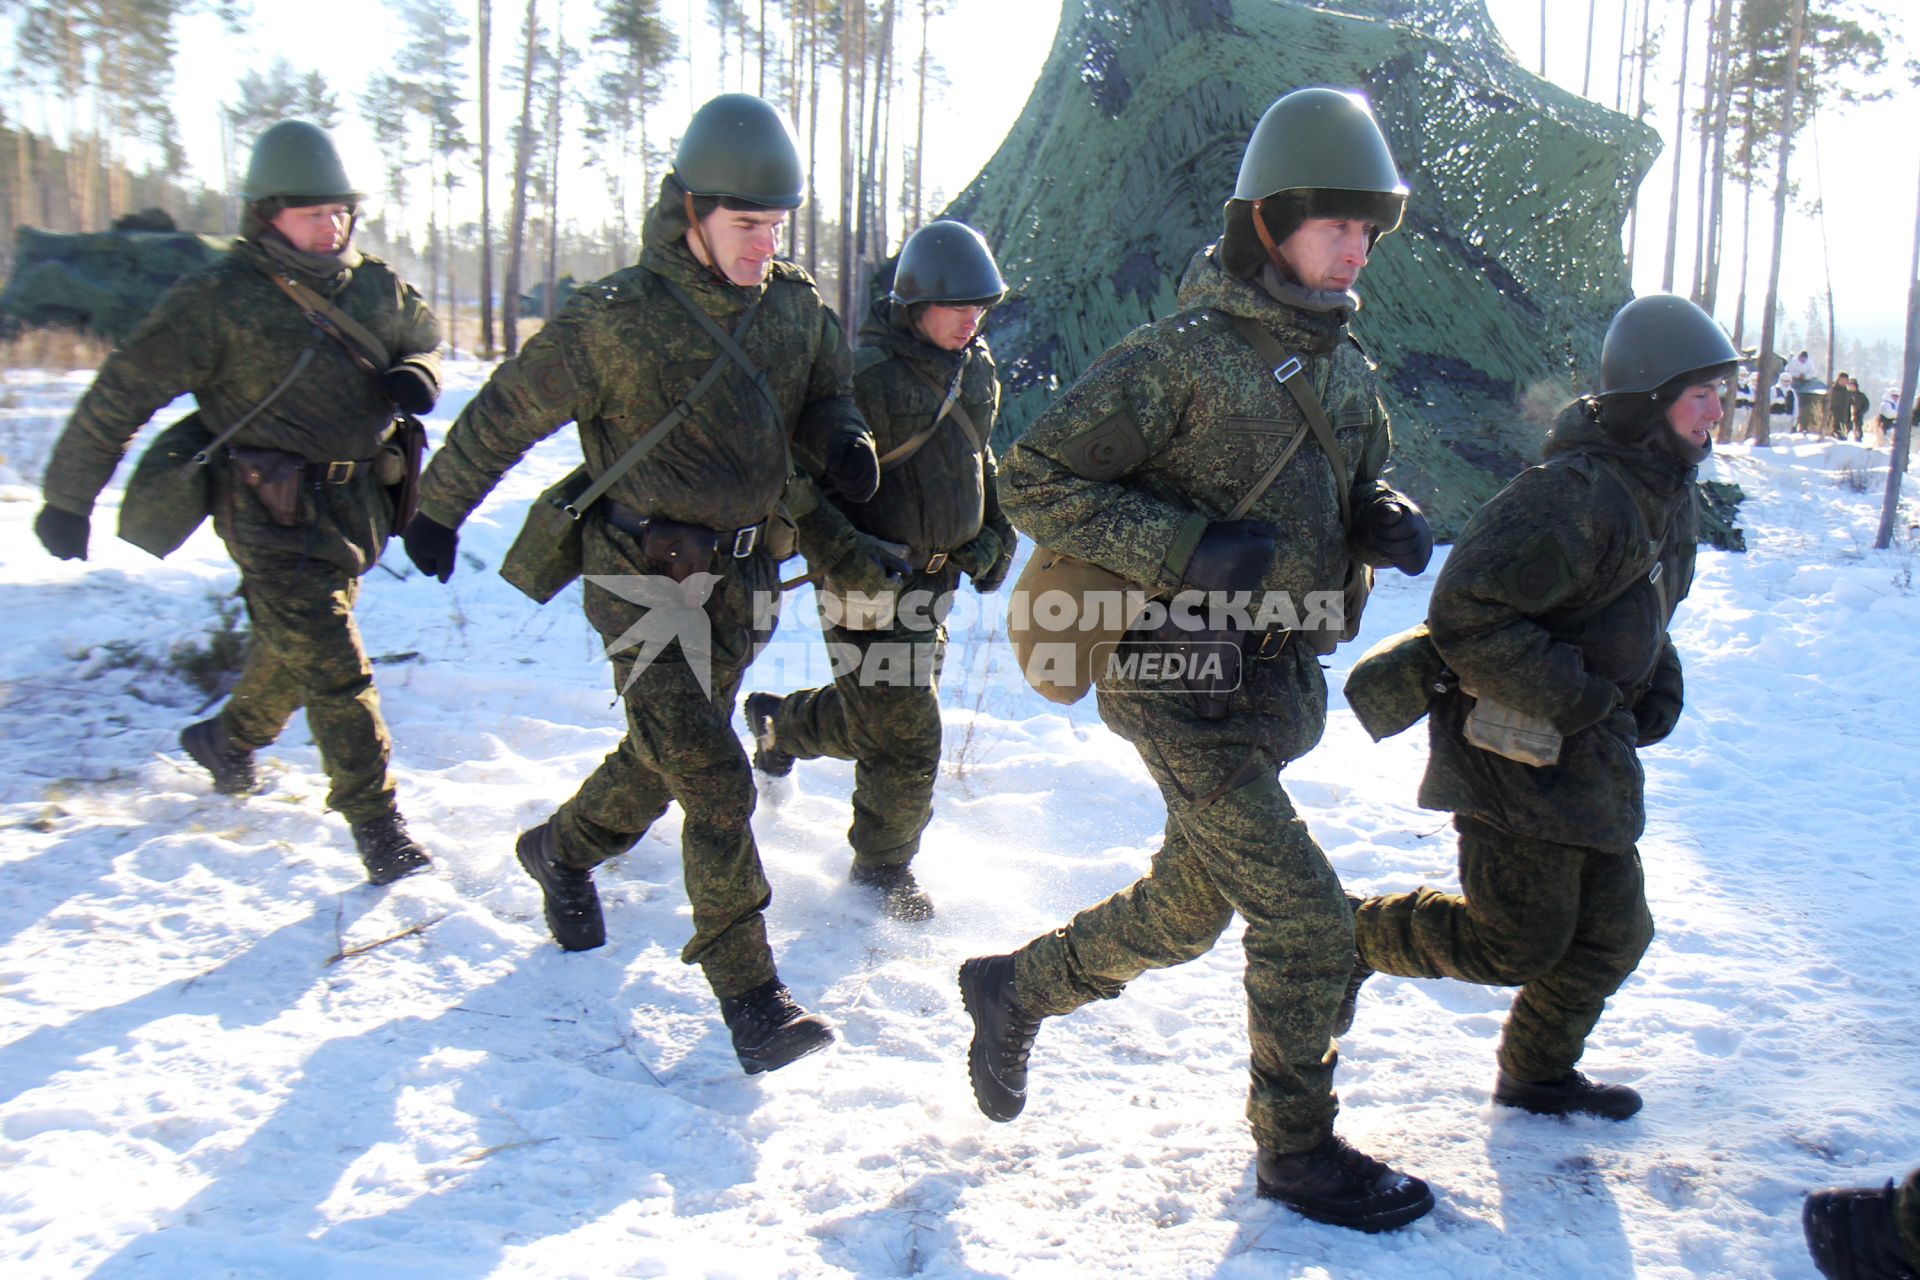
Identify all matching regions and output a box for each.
[1,362,1915,1278]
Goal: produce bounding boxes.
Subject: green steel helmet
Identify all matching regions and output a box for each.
[1599,294,1740,395]
[890,220,1006,306]
[673,94,804,209]
[242,121,361,202]
[1233,87,1407,234]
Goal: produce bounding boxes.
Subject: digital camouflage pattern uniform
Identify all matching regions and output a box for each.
[1354,400,1697,1084]
[42,236,441,823]
[761,296,1011,871]
[414,184,868,999]
[998,244,1400,1157]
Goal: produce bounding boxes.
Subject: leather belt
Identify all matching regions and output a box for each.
[602,498,766,558]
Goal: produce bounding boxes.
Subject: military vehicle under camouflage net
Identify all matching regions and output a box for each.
[0,210,232,342]
[948,0,1743,545]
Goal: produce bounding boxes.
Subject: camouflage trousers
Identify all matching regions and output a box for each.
[549,615,776,1002]
[219,561,395,824]
[1353,815,1655,1083]
[1011,695,1351,1156]
[765,616,948,869]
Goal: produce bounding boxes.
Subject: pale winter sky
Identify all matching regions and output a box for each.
[139,0,1919,348]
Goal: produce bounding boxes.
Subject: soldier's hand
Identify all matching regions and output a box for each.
[1358,497,1433,576]
[401,513,460,582]
[35,504,90,561]
[831,530,913,596]
[825,432,881,503]
[384,364,438,414]
[1181,519,1278,594]
[950,527,1011,593]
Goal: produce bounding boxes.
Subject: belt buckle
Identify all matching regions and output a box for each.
[925,551,949,573]
[1272,356,1303,385]
[731,524,760,558]
[324,460,355,484]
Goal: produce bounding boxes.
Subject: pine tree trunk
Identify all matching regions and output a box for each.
[806,0,822,271]
[1624,0,1652,277]
[1699,0,1735,309]
[1746,0,1809,447]
[503,0,541,356]
[1538,0,1547,75]
[1613,0,1630,111]
[912,0,928,230]
[1581,0,1597,98]
[837,0,857,316]
[479,0,496,359]
[1873,157,1919,548]
[1660,0,1694,292]
[544,22,564,321]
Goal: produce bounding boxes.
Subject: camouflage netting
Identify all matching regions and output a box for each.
[945,0,1740,543]
[0,217,233,342]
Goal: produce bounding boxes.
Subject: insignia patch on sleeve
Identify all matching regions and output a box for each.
[518,340,578,410]
[1059,406,1149,480]
[1498,529,1577,611]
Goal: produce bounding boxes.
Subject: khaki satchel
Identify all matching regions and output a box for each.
[1343,622,1448,741]
[1460,691,1565,767]
[118,412,216,559]
[499,465,594,604]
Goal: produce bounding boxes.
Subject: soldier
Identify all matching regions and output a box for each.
[1345,294,1739,1121]
[742,219,1015,923]
[398,94,880,1076]
[958,89,1436,1232]
[34,120,442,887]
[1806,1170,1920,1280]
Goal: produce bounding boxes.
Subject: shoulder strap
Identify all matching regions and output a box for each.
[655,274,784,426]
[566,288,768,517]
[883,354,979,471]
[266,272,392,373]
[189,346,318,464]
[1225,314,1351,527]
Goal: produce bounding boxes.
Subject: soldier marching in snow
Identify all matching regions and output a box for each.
[958,88,1438,1232]
[1344,293,1739,1123]
[400,94,880,1077]
[743,219,1016,923]
[35,120,443,888]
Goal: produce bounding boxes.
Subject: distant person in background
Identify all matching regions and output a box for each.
[1827,373,1867,441]
[33,120,442,888]
[1785,349,1816,383]
[1771,373,1797,422]
[1876,388,1904,447]
[1805,1169,1920,1280]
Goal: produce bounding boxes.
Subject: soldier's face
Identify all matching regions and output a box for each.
[914,303,988,352]
[1666,380,1725,450]
[692,208,788,286]
[1277,217,1375,292]
[272,203,353,254]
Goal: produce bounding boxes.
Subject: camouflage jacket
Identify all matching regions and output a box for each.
[798,296,1006,563]
[1418,402,1698,850]
[1000,245,1393,602]
[416,186,867,539]
[44,237,440,517]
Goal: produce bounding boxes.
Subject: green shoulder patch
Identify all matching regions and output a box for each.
[1058,405,1149,480]
[1163,308,1223,353]
[1497,528,1577,611]
[517,338,579,410]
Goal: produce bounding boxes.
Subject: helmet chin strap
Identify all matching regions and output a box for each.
[1250,197,1291,276]
[684,192,732,285]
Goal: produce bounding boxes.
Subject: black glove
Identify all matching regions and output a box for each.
[35,504,90,561]
[830,530,914,596]
[384,364,438,414]
[1633,646,1685,746]
[1358,498,1433,576]
[825,432,881,503]
[1180,519,1278,594]
[1551,674,1622,736]
[402,513,459,582]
